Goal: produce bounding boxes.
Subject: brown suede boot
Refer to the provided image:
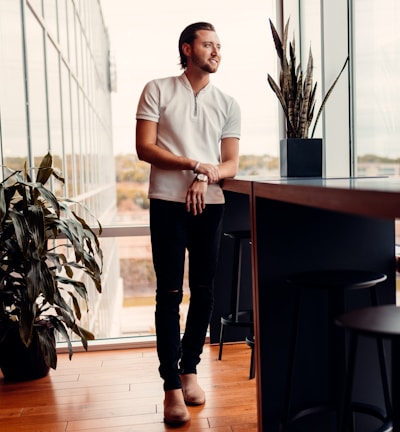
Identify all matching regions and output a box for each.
[180,373,206,406]
[163,389,190,426]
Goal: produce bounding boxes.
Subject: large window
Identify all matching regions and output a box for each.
[101,0,280,343]
[101,0,279,174]
[0,0,117,343]
[3,0,399,346]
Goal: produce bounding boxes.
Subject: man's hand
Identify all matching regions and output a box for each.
[196,163,220,184]
[185,180,207,215]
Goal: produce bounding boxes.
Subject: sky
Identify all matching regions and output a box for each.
[99,0,279,156]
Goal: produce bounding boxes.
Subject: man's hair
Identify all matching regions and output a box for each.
[178,22,216,69]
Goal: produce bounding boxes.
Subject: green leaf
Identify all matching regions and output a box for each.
[36,325,57,369]
[19,303,35,347]
[35,153,53,185]
[9,210,29,254]
[26,205,45,257]
[269,18,284,63]
[0,184,7,223]
[56,276,88,303]
[27,260,56,303]
[49,316,73,360]
[299,48,314,138]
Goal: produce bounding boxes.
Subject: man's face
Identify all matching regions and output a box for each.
[188,30,221,73]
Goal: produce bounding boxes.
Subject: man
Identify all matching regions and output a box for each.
[136,22,241,426]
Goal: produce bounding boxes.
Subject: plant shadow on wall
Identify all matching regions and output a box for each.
[268,18,349,177]
[0,153,103,381]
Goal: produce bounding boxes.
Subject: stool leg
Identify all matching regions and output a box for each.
[249,338,255,379]
[230,238,242,322]
[219,237,241,361]
[392,338,400,432]
[339,331,358,432]
[282,287,302,427]
[218,323,225,360]
[375,335,392,420]
[371,288,392,419]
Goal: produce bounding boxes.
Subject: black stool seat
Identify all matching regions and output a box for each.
[288,269,387,290]
[223,230,251,241]
[282,269,388,431]
[335,305,399,431]
[337,304,400,335]
[218,230,253,366]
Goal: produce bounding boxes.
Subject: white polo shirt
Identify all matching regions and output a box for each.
[136,73,241,204]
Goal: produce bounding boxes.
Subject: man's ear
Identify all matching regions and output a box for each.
[182,42,191,57]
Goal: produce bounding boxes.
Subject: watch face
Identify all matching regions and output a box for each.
[197,173,208,182]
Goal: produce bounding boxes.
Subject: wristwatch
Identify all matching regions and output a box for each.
[196,173,208,183]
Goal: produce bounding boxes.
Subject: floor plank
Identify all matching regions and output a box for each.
[0,343,257,431]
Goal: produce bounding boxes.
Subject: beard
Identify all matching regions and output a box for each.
[191,53,219,74]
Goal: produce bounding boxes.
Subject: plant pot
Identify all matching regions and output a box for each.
[280,138,323,177]
[0,326,52,381]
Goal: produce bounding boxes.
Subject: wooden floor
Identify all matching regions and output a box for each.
[0,343,257,432]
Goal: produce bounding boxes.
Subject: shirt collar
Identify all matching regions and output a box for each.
[179,73,211,94]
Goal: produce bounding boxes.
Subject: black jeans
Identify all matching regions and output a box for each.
[150,199,224,391]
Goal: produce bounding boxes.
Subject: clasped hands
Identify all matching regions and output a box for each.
[185,163,220,216]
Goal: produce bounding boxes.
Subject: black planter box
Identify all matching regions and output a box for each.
[280,138,323,177]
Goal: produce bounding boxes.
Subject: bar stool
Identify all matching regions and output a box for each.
[282,269,388,431]
[218,230,253,363]
[335,305,397,432]
[245,334,255,379]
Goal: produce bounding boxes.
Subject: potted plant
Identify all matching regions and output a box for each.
[0,153,103,381]
[267,18,348,177]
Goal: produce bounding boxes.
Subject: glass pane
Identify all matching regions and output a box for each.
[57,0,68,53]
[353,1,400,248]
[67,0,76,75]
[42,0,58,40]
[97,234,189,339]
[0,0,28,166]
[61,61,74,196]
[26,8,49,164]
[46,40,65,196]
[27,0,43,16]
[70,79,81,195]
[354,1,400,174]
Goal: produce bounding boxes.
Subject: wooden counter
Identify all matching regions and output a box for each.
[221,176,399,431]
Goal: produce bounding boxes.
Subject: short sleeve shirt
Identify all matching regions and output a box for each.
[136,73,241,204]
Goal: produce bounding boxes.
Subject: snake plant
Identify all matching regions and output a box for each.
[268,18,349,139]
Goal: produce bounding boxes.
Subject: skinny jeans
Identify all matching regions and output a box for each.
[150,199,224,391]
